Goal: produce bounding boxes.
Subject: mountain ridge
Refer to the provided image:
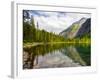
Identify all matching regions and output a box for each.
[59,18,91,39]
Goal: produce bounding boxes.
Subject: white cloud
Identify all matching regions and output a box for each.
[32,11,91,34]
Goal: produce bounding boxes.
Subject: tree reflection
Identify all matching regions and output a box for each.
[23,43,90,69]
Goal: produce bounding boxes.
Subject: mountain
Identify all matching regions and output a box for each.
[59,18,91,39]
[75,18,91,38]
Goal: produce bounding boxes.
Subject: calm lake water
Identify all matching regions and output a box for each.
[23,43,91,69]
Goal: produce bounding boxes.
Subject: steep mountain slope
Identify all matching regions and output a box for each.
[75,18,91,38]
[59,18,91,39]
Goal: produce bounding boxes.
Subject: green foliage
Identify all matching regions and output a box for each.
[71,24,80,33]
[23,21,66,43]
[23,17,90,44]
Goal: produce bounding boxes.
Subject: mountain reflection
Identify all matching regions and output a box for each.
[23,43,90,69]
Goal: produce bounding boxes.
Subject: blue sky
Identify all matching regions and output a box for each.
[29,10,91,34]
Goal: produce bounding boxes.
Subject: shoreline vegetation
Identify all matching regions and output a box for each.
[23,41,90,48]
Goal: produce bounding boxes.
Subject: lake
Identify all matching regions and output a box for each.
[23,43,91,69]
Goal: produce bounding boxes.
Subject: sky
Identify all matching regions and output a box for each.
[28,10,91,34]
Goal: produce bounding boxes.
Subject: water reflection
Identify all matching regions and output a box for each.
[23,43,91,69]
